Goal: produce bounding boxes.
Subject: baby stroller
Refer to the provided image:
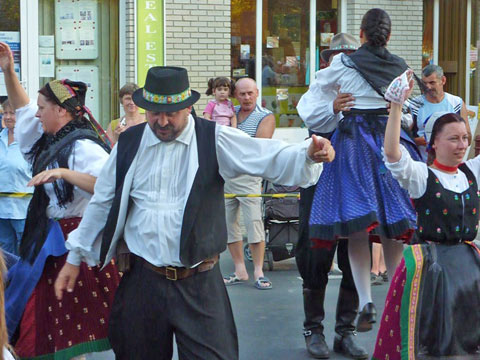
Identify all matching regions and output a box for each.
[244,180,300,271]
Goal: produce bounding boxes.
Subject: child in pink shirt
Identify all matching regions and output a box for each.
[203,77,237,127]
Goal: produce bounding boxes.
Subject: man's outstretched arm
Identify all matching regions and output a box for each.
[216,126,333,188]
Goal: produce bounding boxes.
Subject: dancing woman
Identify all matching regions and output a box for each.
[372,74,480,359]
[301,8,421,331]
[0,41,120,359]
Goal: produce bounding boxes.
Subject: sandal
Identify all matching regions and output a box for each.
[223,273,246,286]
[254,276,272,290]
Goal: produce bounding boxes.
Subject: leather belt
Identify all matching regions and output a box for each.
[137,255,219,281]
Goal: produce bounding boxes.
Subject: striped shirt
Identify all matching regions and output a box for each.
[235,105,272,137]
[408,92,463,138]
[408,92,463,161]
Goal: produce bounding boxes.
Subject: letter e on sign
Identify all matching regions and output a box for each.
[145,0,156,9]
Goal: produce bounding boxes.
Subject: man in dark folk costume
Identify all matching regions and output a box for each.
[55,66,336,359]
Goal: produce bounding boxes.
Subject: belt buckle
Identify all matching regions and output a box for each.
[165,266,178,281]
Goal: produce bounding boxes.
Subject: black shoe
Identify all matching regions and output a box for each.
[356,302,376,332]
[333,332,368,359]
[304,330,329,359]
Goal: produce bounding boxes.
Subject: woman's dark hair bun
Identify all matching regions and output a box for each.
[361,8,391,48]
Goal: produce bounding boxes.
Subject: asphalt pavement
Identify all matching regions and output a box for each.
[87,248,389,360]
[220,250,389,360]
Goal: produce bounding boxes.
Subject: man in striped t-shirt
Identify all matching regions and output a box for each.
[223,78,276,290]
[408,64,470,160]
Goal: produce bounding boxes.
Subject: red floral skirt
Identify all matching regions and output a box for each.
[14,218,120,360]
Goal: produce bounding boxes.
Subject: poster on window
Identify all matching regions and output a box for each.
[55,0,98,59]
[0,31,21,96]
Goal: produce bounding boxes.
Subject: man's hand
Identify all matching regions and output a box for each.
[308,135,335,163]
[0,42,14,72]
[414,136,427,147]
[333,92,355,114]
[55,262,80,300]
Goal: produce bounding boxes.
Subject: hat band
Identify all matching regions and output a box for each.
[143,88,192,105]
[329,44,357,51]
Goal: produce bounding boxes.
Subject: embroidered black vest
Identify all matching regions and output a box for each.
[414,164,479,243]
[100,116,227,267]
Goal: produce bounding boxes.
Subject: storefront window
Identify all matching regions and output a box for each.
[231,0,339,128]
[422,0,433,69]
[262,0,338,128]
[0,0,21,99]
[317,2,338,70]
[38,0,119,128]
[231,0,256,80]
[260,0,309,127]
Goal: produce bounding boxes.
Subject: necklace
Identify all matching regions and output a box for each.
[433,159,458,173]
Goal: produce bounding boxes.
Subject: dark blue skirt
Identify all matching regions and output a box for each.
[309,113,421,242]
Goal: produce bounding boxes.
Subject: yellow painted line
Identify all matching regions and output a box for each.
[224,193,300,199]
[0,192,33,198]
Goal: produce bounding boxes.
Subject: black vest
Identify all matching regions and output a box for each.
[414,164,479,243]
[100,116,227,267]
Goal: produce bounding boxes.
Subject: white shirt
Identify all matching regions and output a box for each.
[384,145,480,199]
[297,53,388,133]
[3,347,14,360]
[66,116,322,267]
[15,102,110,218]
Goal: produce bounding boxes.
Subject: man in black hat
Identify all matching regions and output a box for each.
[54,66,335,359]
[296,33,368,359]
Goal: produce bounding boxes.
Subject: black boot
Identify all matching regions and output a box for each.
[333,287,368,359]
[333,333,368,360]
[356,302,377,332]
[303,288,329,359]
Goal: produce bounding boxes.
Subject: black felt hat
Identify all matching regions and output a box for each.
[132,66,200,112]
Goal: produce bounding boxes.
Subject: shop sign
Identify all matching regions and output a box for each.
[137,0,164,86]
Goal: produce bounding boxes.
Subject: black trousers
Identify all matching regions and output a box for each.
[296,185,356,292]
[108,258,238,360]
[295,184,358,331]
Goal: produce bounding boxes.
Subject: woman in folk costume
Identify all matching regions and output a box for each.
[301,8,422,332]
[0,41,119,359]
[372,72,480,359]
[0,251,16,360]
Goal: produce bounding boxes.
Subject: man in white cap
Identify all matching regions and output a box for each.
[54,66,335,359]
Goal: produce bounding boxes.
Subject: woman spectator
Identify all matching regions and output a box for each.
[0,99,32,255]
[106,83,145,145]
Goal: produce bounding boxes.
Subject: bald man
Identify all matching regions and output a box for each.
[223,78,276,290]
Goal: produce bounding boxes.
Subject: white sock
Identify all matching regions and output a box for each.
[380,237,404,280]
[348,231,373,310]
